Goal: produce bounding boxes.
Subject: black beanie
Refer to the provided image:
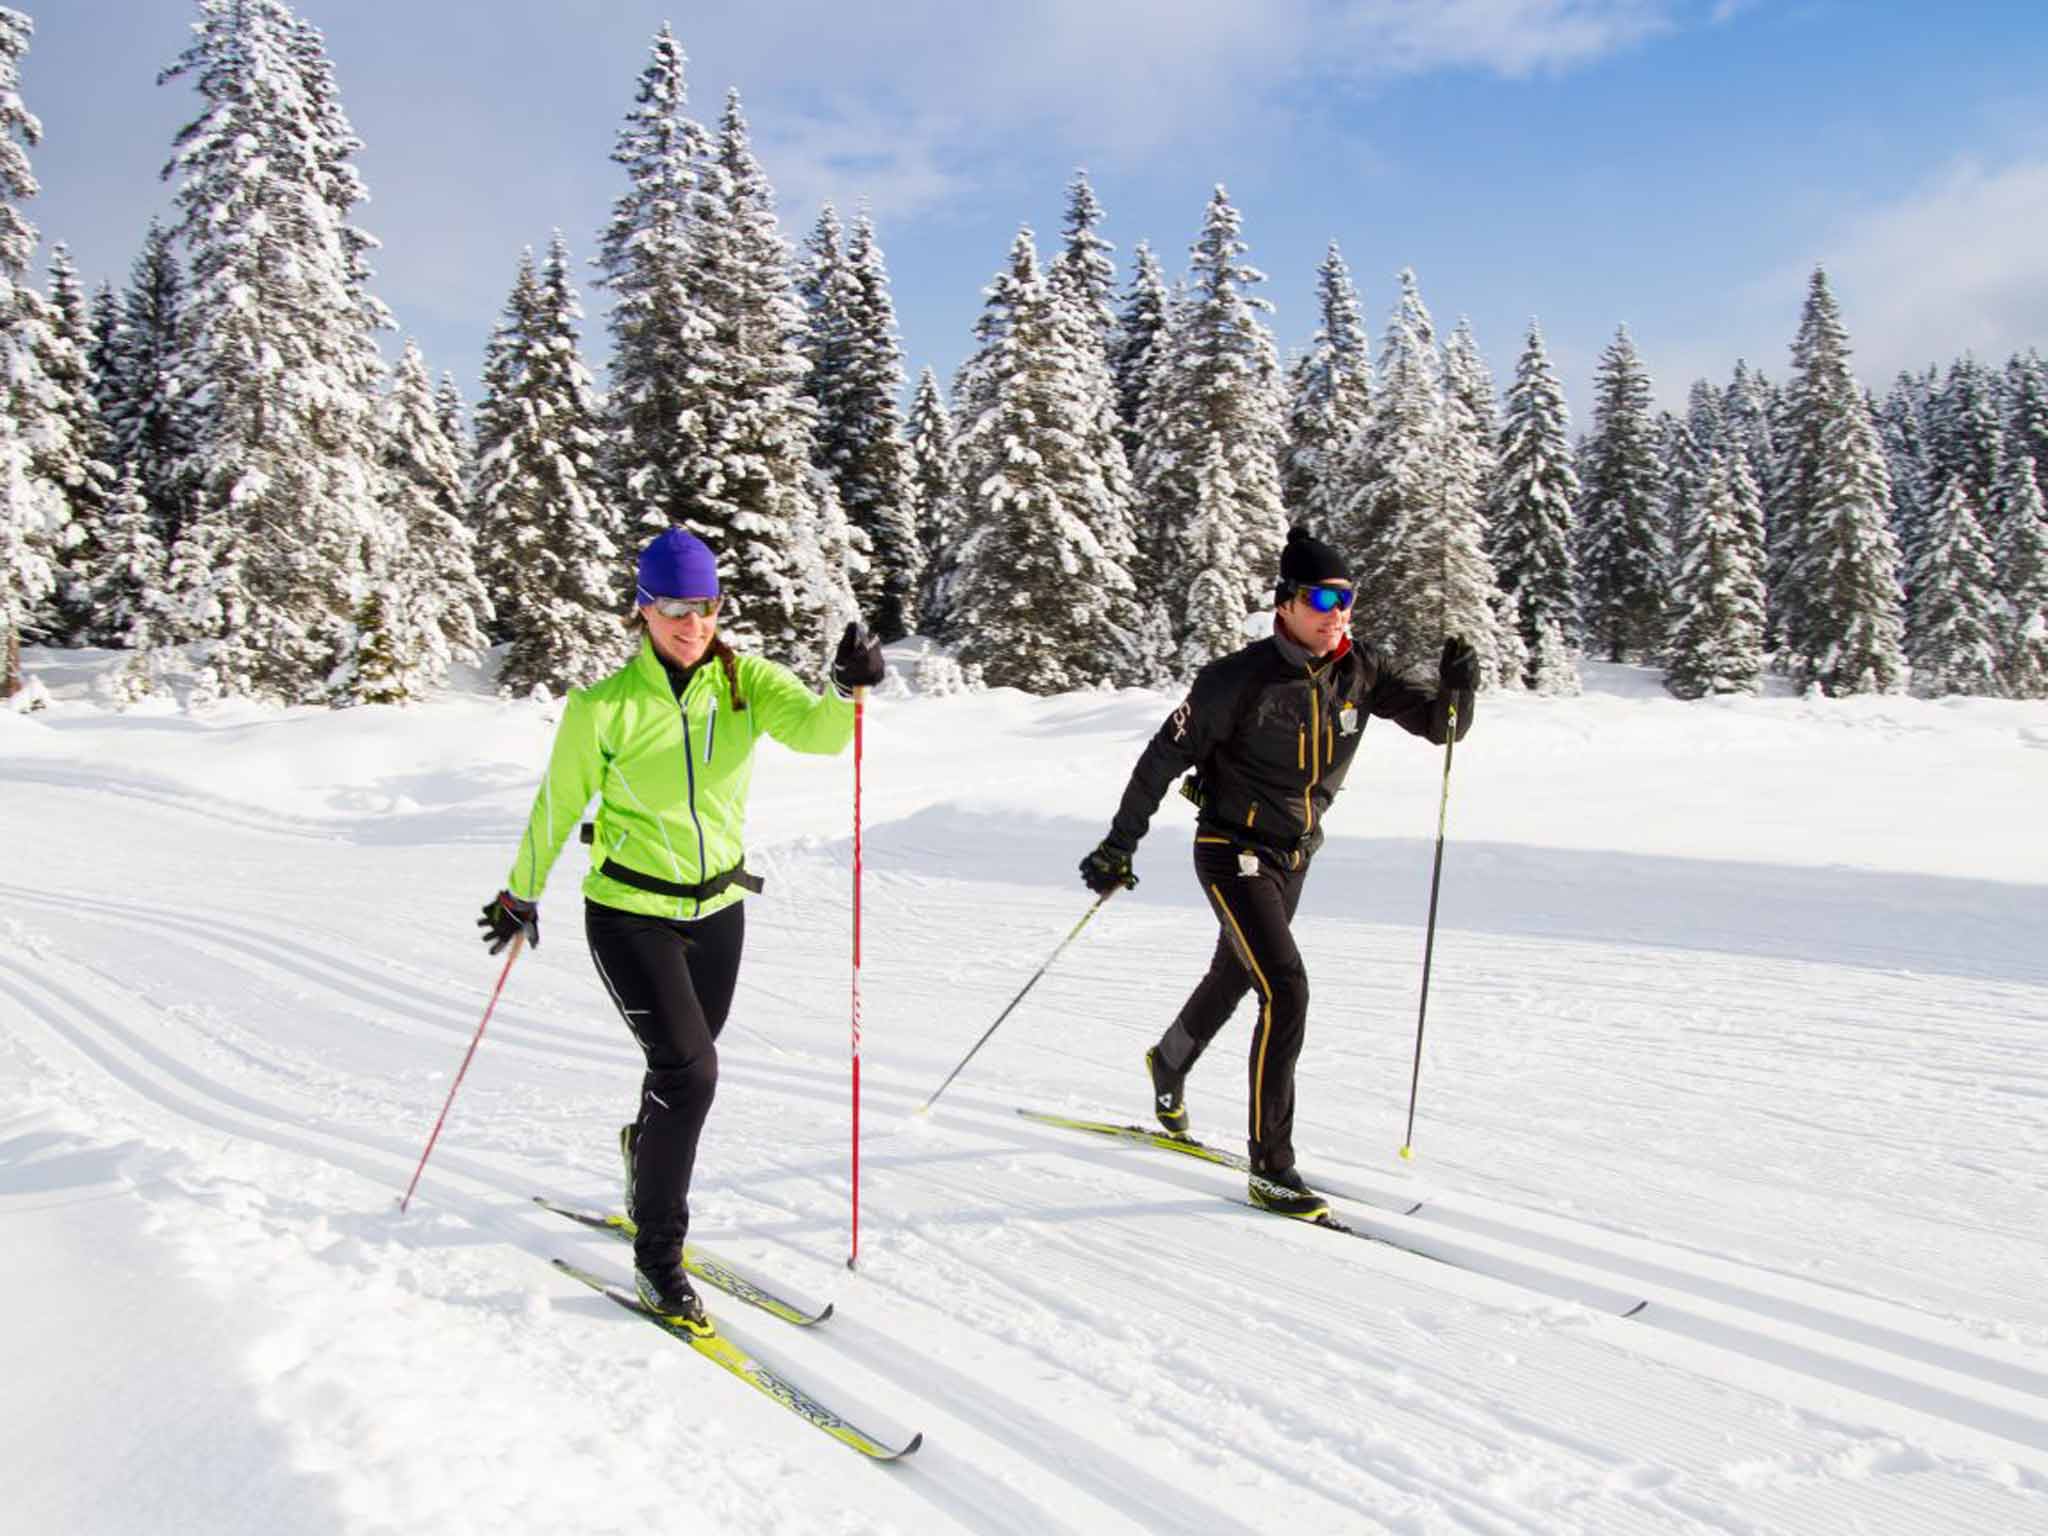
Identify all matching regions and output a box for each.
[1278,526,1347,587]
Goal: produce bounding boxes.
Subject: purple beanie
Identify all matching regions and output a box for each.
[636,528,721,604]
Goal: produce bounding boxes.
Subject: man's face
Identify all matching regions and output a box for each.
[1277,582,1353,657]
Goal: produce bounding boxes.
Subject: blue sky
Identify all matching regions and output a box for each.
[17,1,2048,425]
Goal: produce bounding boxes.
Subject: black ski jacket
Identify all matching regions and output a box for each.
[1106,630,1472,865]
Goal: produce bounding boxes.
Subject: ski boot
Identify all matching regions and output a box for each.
[1145,1047,1190,1137]
[1247,1165,1329,1222]
[634,1253,710,1332]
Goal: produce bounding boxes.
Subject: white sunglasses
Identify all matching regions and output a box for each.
[647,596,720,619]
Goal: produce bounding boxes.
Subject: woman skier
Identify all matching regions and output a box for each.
[479,527,884,1325]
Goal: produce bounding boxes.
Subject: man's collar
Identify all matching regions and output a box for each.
[1270,615,1352,669]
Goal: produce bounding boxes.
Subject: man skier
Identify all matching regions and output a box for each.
[1079,527,1478,1219]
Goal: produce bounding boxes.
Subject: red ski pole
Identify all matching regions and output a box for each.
[399,934,522,1213]
[848,687,866,1270]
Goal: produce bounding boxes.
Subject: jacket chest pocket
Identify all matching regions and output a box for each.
[1249,687,1315,775]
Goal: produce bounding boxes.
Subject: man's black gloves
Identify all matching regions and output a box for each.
[477,890,539,954]
[832,623,885,692]
[1439,637,1479,693]
[1079,841,1138,895]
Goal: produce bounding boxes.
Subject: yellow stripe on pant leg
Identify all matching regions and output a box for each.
[1206,881,1275,1144]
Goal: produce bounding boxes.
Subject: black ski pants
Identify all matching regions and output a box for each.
[1160,837,1310,1173]
[585,897,745,1264]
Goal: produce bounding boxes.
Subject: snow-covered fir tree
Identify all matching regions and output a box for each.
[1488,320,1580,689]
[1906,475,2001,697]
[1052,169,1118,351]
[827,210,918,639]
[1281,242,1369,537]
[948,229,1144,691]
[795,204,876,605]
[471,239,624,698]
[1575,327,1666,662]
[95,465,169,702]
[39,243,118,643]
[0,2,72,698]
[1106,239,1169,466]
[1330,270,1505,681]
[1444,317,1498,487]
[1928,357,2004,527]
[1992,444,2048,697]
[905,365,958,636]
[1772,269,1906,694]
[157,0,393,703]
[595,24,716,543]
[689,89,861,676]
[1664,451,1767,699]
[2005,350,2048,511]
[1877,372,1935,582]
[101,220,192,548]
[1131,187,1287,663]
[350,338,491,702]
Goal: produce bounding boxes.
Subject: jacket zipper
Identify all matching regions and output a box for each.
[1304,671,1322,832]
[679,699,708,920]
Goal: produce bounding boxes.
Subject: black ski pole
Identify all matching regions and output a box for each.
[918,892,1114,1114]
[1399,700,1457,1162]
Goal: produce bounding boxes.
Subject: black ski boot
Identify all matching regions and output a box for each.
[1248,1165,1329,1222]
[1145,1047,1189,1137]
[634,1252,709,1331]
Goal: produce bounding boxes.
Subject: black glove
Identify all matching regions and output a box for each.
[1079,841,1138,896]
[1439,637,1479,693]
[477,890,539,954]
[832,622,885,692]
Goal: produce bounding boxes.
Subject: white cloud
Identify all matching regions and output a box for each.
[1326,0,1676,80]
[1760,156,2048,381]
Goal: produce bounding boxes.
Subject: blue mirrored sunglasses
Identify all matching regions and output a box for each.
[1292,583,1355,613]
[648,595,719,619]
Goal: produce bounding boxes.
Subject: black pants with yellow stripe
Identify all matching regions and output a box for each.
[1161,837,1310,1174]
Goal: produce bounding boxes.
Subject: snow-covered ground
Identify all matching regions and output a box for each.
[4,646,2047,1535]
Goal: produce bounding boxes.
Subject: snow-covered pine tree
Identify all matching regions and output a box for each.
[1107,239,1169,468]
[40,243,119,643]
[686,88,860,676]
[360,338,490,699]
[471,238,624,698]
[1052,169,1118,351]
[435,372,467,458]
[1336,270,1503,681]
[102,220,193,548]
[596,24,715,546]
[1281,242,1369,537]
[1131,187,1286,664]
[1928,356,2004,527]
[1992,442,2048,697]
[87,279,118,413]
[1773,269,1906,694]
[1488,320,1580,688]
[829,209,918,639]
[158,0,393,703]
[97,465,168,702]
[1444,317,1498,486]
[906,366,958,637]
[1877,372,1935,583]
[1664,451,1766,698]
[0,3,71,698]
[949,229,1143,691]
[1044,179,1162,683]
[1906,475,2002,696]
[1575,327,1665,662]
[2005,350,2048,512]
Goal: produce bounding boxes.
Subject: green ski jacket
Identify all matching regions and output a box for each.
[506,636,855,921]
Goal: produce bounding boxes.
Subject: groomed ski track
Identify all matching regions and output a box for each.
[4,670,2047,1535]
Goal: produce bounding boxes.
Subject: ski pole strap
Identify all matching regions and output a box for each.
[599,858,766,902]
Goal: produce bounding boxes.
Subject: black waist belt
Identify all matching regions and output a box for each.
[599,858,765,902]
